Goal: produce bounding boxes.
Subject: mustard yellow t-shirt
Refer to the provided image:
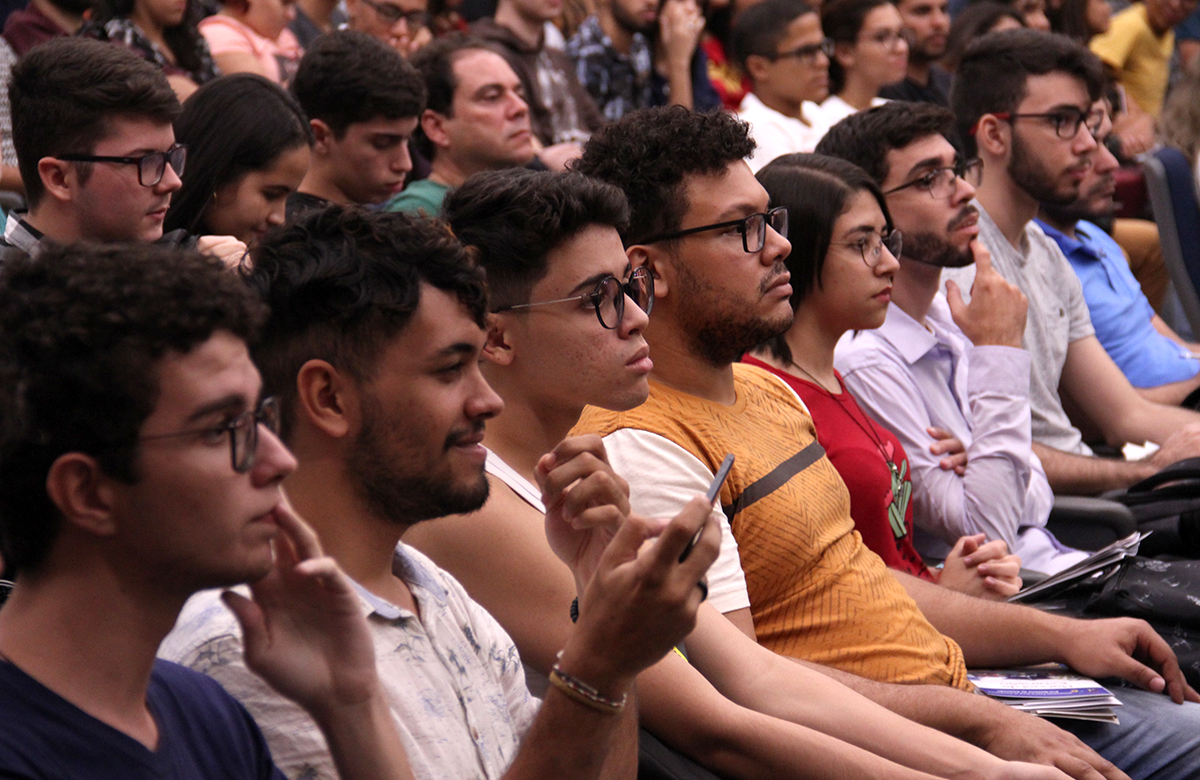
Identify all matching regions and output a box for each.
[575,363,973,690]
[1090,3,1172,117]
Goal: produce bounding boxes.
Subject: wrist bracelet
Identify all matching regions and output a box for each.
[549,659,627,715]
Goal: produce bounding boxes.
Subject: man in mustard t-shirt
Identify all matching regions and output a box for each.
[1090,0,1197,118]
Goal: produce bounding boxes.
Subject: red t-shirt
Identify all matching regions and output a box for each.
[744,355,936,582]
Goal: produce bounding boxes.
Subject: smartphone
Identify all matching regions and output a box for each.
[680,453,734,562]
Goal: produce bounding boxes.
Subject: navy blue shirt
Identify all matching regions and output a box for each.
[0,658,286,780]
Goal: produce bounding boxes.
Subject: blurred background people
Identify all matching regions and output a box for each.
[817,0,906,125]
[198,0,302,83]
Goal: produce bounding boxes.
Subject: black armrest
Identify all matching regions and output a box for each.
[1047,495,1137,551]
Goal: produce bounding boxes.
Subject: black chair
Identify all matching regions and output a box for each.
[1143,147,1200,335]
[1046,495,1136,551]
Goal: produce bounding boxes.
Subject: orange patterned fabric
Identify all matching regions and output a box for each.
[576,363,973,689]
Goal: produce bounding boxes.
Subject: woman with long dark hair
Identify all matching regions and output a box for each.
[745,153,1023,599]
[81,0,219,99]
[165,74,311,243]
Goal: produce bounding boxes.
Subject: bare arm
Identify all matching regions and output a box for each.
[1149,314,1200,353]
[211,51,272,79]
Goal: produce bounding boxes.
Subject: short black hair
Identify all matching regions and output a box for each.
[574,106,756,245]
[755,153,891,364]
[247,206,487,442]
[443,169,630,309]
[821,0,894,94]
[0,243,266,575]
[291,30,427,138]
[9,37,181,208]
[816,101,957,184]
[732,0,815,72]
[410,33,502,160]
[950,29,1104,156]
[166,74,312,235]
[943,1,1025,71]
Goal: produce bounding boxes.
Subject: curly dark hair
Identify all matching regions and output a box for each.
[291,30,426,138]
[443,169,629,309]
[573,106,756,245]
[0,243,266,576]
[247,206,487,443]
[9,37,181,209]
[950,29,1103,157]
[815,101,957,184]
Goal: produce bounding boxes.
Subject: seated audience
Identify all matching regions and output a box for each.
[344,0,431,55]
[744,152,1030,592]
[1037,101,1200,407]
[947,29,1200,494]
[0,242,412,780]
[1047,0,1110,42]
[877,0,951,105]
[80,0,218,99]
[416,165,1096,780]
[566,0,718,120]
[163,205,720,780]
[387,34,535,215]
[941,1,1023,71]
[699,0,754,109]
[1089,0,1196,119]
[287,31,425,216]
[575,103,1200,780]
[2,0,84,54]
[815,101,1090,574]
[4,38,184,254]
[165,73,311,245]
[733,0,832,171]
[198,0,303,84]
[1005,0,1050,30]
[1160,56,1200,195]
[288,0,345,45]
[473,0,603,158]
[816,0,906,126]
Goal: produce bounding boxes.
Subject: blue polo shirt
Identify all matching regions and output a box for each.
[1037,218,1199,388]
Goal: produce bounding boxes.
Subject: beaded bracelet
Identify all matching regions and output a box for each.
[549,658,627,715]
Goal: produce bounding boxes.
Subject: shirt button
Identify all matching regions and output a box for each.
[472,727,480,740]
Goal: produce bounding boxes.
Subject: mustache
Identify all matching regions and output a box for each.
[759,263,789,295]
[444,421,486,451]
[1082,173,1116,201]
[946,205,978,234]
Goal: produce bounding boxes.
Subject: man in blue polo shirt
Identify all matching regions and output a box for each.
[1037,101,1200,407]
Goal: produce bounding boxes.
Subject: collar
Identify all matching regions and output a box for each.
[350,544,448,620]
[1034,217,1101,263]
[878,301,939,364]
[4,212,44,257]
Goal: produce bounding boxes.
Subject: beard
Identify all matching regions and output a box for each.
[1039,172,1116,225]
[612,3,656,35]
[1009,131,1079,206]
[900,205,977,268]
[347,392,490,526]
[674,257,794,366]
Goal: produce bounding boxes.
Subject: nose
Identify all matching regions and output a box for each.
[251,426,298,486]
[509,91,529,118]
[763,223,792,266]
[1073,124,1098,154]
[953,173,976,204]
[158,159,183,194]
[878,240,901,275]
[393,141,413,175]
[465,365,504,422]
[266,200,287,227]
[619,287,650,335]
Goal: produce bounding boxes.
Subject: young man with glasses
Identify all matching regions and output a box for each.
[950,29,1200,495]
[163,204,720,780]
[287,31,426,217]
[345,0,430,55]
[576,103,1200,780]
[0,241,415,780]
[4,38,186,255]
[816,100,1092,576]
[732,0,834,172]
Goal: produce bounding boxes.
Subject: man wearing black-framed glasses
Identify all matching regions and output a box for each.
[3,38,188,257]
[732,0,833,172]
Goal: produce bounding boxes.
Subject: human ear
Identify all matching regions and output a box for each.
[627,244,668,299]
[45,453,118,537]
[37,157,75,205]
[309,119,335,156]
[295,359,354,439]
[834,41,856,70]
[420,109,451,151]
[745,53,772,84]
[483,314,515,366]
[972,115,1009,160]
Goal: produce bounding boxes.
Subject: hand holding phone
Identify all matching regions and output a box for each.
[679,453,733,562]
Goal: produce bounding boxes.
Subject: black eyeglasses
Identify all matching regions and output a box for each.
[831,229,902,268]
[359,0,429,27]
[973,106,1104,140]
[493,266,654,329]
[140,397,280,474]
[884,158,983,199]
[58,143,187,187]
[770,37,834,63]
[642,207,788,254]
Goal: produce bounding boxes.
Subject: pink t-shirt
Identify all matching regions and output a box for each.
[199,14,302,85]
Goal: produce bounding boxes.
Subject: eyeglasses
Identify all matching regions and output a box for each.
[58,143,187,187]
[831,229,902,267]
[493,266,654,329]
[140,397,281,474]
[884,158,983,199]
[642,207,788,254]
[358,0,429,27]
[972,106,1104,140]
[769,38,835,63]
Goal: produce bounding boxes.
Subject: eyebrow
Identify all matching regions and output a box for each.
[435,342,480,359]
[186,393,251,423]
[567,271,613,296]
[712,202,763,222]
[841,223,883,239]
[904,155,948,179]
